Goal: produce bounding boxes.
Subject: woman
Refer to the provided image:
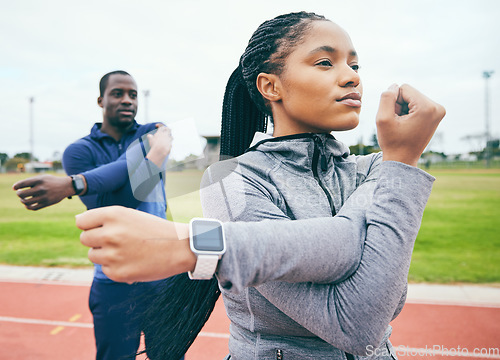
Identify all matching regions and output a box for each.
[77,11,445,360]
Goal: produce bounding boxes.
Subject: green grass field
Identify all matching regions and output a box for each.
[1,169,499,284]
[410,169,500,284]
[0,173,88,266]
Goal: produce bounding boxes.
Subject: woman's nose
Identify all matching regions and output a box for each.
[338,65,360,88]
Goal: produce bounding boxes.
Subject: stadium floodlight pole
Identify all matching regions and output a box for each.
[29,97,34,164]
[143,90,150,123]
[358,136,364,155]
[483,71,494,168]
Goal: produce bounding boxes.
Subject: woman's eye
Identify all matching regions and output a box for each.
[316,59,332,67]
[351,64,360,72]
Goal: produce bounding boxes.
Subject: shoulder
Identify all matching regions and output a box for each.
[203,151,273,186]
[63,136,95,155]
[134,122,160,137]
[62,136,98,171]
[141,122,160,131]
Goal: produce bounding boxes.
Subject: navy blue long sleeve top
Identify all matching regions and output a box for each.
[62,120,167,281]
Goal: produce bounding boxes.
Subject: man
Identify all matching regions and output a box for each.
[13,70,182,360]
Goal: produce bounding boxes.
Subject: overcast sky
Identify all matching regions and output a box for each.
[1,0,499,161]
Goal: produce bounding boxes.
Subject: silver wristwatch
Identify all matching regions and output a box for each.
[188,218,226,280]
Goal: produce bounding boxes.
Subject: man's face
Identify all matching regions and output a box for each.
[98,74,138,128]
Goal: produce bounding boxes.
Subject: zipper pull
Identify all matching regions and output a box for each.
[276,349,283,360]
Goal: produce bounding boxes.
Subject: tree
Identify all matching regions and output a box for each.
[349,142,379,156]
[14,152,37,161]
[473,138,500,160]
[0,153,8,165]
[52,160,63,171]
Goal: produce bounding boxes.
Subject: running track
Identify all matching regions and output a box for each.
[0,278,499,360]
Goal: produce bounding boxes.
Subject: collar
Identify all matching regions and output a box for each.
[246,132,350,159]
[90,120,140,141]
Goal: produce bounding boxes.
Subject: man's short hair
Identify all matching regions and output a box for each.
[99,70,131,97]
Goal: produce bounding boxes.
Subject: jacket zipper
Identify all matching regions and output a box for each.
[312,136,336,216]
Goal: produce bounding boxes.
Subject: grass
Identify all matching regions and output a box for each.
[1,169,499,284]
[0,173,89,267]
[409,169,500,284]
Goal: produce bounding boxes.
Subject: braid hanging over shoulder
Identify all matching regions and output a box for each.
[220,66,267,159]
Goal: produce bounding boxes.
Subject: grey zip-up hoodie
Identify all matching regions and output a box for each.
[200,133,435,360]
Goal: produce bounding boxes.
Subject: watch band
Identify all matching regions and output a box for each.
[188,254,220,280]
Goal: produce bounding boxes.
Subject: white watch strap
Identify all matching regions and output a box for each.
[188,254,220,280]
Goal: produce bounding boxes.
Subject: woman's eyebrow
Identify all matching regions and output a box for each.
[309,45,336,55]
[308,46,357,58]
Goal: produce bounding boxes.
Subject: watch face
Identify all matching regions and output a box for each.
[75,177,85,191]
[192,220,224,252]
[72,175,85,194]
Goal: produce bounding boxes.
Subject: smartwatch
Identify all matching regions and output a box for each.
[188,218,226,280]
[70,174,86,196]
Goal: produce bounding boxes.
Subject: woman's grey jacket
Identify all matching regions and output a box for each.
[200,133,435,360]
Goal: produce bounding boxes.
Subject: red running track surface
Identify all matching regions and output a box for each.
[0,280,498,360]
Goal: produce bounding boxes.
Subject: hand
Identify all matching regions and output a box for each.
[146,124,173,167]
[12,174,76,210]
[376,84,446,167]
[76,206,195,283]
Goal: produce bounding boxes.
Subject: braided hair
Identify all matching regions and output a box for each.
[220,11,326,158]
[139,12,328,360]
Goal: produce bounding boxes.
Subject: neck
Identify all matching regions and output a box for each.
[271,107,331,137]
[270,105,318,137]
[272,123,297,137]
[272,120,324,137]
[100,120,133,142]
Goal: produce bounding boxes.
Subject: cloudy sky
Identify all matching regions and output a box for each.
[1,0,499,161]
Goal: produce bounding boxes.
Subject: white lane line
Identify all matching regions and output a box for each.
[0,316,93,328]
[0,279,91,287]
[197,331,230,339]
[0,316,230,339]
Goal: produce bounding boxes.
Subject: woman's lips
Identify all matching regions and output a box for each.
[337,92,362,107]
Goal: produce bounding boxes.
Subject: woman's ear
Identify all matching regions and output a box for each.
[256,73,282,103]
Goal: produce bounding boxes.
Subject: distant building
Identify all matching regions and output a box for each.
[24,161,53,173]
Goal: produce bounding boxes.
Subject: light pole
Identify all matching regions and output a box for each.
[143,90,150,122]
[483,71,494,167]
[29,97,34,163]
